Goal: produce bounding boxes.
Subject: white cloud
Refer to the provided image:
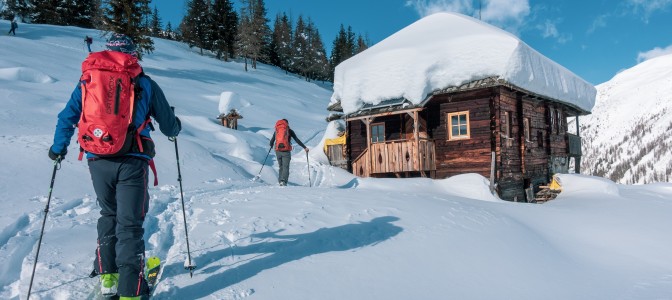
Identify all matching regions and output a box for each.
[627,0,672,21]
[587,14,609,34]
[637,45,672,63]
[536,19,572,44]
[405,0,530,33]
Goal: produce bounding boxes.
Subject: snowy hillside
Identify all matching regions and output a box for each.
[1,20,672,300]
[579,53,672,184]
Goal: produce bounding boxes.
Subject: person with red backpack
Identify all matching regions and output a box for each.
[48,33,180,300]
[270,119,309,186]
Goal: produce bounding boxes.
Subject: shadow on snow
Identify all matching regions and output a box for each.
[164,216,402,298]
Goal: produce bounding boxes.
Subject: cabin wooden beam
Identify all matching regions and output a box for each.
[346,108,424,122]
[363,117,372,177]
[516,92,525,175]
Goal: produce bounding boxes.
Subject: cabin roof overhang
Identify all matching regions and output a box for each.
[337,76,591,119]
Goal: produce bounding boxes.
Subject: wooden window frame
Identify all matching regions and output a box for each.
[523,117,531,142]
[447,111,470,141]
[371,122,385,144]
[549,107,556,135]
[501,111,512,138]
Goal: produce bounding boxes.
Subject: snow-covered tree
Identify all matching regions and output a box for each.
[181,0,210,55]
[271,12,292,71]
[210,0,237,60]
[101,0,154,57]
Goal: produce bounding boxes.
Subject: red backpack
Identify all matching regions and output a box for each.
[77,51,144,157]
[274,119,292,151]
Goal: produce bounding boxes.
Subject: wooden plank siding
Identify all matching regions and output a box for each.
[344,84,578,202]
[428,89,494,179]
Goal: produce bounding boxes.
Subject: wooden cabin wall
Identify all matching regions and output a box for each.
[345,86,573,202]
[523,96,552,196]
[496,89,552,201]
[496,89,572,201]
[347,120,367,166]
[428,89,494,180]
[547,103,570,175]
[495,88,524,201]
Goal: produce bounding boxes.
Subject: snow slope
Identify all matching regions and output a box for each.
[580,53,672,184]
[1,21,672,300]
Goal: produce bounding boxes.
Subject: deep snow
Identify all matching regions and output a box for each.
[0,20,671,300]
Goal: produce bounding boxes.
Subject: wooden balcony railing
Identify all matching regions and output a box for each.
[352,139,436,177]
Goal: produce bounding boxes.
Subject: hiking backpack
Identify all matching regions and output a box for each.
[77,51,145,157]
[274,119,292,151]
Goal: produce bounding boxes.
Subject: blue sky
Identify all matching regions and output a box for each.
[152,0,672,85]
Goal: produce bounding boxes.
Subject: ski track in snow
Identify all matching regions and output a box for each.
[1,164,337,299]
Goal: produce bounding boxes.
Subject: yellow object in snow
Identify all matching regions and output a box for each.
[549,175,562,191]
[323,133,347,153]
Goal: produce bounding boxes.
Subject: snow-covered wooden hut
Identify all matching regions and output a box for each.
[327,12,596,201]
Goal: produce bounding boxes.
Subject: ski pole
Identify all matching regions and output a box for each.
[306,151,311,187]
[27,156,62,300]
[172,137,196,277]
[253,146,273,181]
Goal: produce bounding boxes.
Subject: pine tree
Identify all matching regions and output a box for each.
[329,24,362,80]
[101,0,155,57]
[180,0,210,55]
[33,0,63,25]
[236,0,270,70]
[149,6,162,38]
[164,21,175,40]
[329,24,348,78]
[2,0,31,21]
[355,33,369,54]
[210,0,238,61]
[307,24,329,82]
[28,0,98,28]
[270,13,292,71]
[292,15,309,78]
[71,0,101,29]
[165,21,176,40]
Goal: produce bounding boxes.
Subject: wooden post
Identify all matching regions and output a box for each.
[414,111,422,175]
[517,93,525,175]
[575,115,580,174]
[363,117,372,177]
[490,151,496,193]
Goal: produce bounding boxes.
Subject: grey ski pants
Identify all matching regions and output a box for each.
[89,156,149,297]
[276,150,291,184]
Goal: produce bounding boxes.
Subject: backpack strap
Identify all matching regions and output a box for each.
[148,159,158,186]
[135,118,152,153]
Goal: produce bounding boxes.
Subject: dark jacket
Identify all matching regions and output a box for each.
[270,128,307,150]
[51,71,180,159]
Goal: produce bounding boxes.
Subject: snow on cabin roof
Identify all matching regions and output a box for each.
[330,12,597,115]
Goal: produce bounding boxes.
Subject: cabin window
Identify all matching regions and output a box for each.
[502,111,512,138]
[523,117,531,142]
[371,123,385,143]
[447,111,470,140]
[537,131,544,148]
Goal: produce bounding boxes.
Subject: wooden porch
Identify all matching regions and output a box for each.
[352,139,436,177]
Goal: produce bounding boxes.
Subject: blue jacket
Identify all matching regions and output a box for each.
[51,74,180,159]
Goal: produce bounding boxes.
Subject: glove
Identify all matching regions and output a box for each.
[48,147,67,161]
[304,147,309,153]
